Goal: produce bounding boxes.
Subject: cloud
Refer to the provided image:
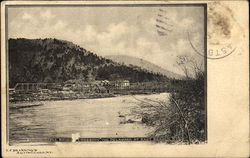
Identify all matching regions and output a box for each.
[80,23,178,72]
[136,38,152,48]
[22,12,32,20]
[173,39,190,55]
[79,22,137,54]
[8,7,205,75]
[107,22,129,36]
[96,22,132,43]
[182,18,195,29]
[143,17,158,36]
[81,25,97,42]
[53,20,66,29]
[40,9,55,19]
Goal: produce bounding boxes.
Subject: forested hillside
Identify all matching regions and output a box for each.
[106,55,183,79]
[9,38,169,87]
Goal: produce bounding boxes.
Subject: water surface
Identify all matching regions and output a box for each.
[9,93,169,144]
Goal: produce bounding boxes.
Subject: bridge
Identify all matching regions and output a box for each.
[14,83,57,92]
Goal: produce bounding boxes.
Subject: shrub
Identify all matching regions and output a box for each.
[133,56,205,144]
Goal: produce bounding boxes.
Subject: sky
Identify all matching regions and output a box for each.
[8,5,205,75]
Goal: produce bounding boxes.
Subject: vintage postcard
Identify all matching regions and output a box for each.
[1,0,249,157]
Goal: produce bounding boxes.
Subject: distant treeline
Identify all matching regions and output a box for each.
[9,38,169,87]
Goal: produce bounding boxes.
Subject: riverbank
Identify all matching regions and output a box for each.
[9,90,163,103]
[9,91,115,103]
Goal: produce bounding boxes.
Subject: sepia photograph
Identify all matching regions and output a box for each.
[6,4,206,145]
[1,1,249,157]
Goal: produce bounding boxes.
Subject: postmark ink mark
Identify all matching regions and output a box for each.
[155,8,173,36]
[187,31,236,60]
[186,2,245,60]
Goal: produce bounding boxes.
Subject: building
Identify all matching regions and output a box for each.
[91,80,110,86]
[101,80,110,86]
[114,80,130,88]
[9,88,15,94]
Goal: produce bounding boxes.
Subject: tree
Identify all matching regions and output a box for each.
[176,55,204,79]
[86,69,95,82]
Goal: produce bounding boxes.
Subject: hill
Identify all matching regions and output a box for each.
[106,55,183,79]
[8,38,169,87]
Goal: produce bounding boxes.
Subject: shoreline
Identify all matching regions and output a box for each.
[9,91,166,104]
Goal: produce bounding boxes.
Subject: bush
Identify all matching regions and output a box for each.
[166,71,205,143]
[133,57,205,144]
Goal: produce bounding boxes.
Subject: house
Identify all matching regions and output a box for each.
[114,80,130,88]
[9,88,15,94]
[101,80,110,86]
[92,80,110,86]
[122,80,130,87]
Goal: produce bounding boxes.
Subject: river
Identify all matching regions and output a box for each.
[9,93,169,144]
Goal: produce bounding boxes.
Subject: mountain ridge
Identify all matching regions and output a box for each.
[105,55,183,79]
[8,38,169,87]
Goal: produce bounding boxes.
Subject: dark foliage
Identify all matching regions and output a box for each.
[133,64,205,144]
[165,71,205,143]
[8,38,169,87]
